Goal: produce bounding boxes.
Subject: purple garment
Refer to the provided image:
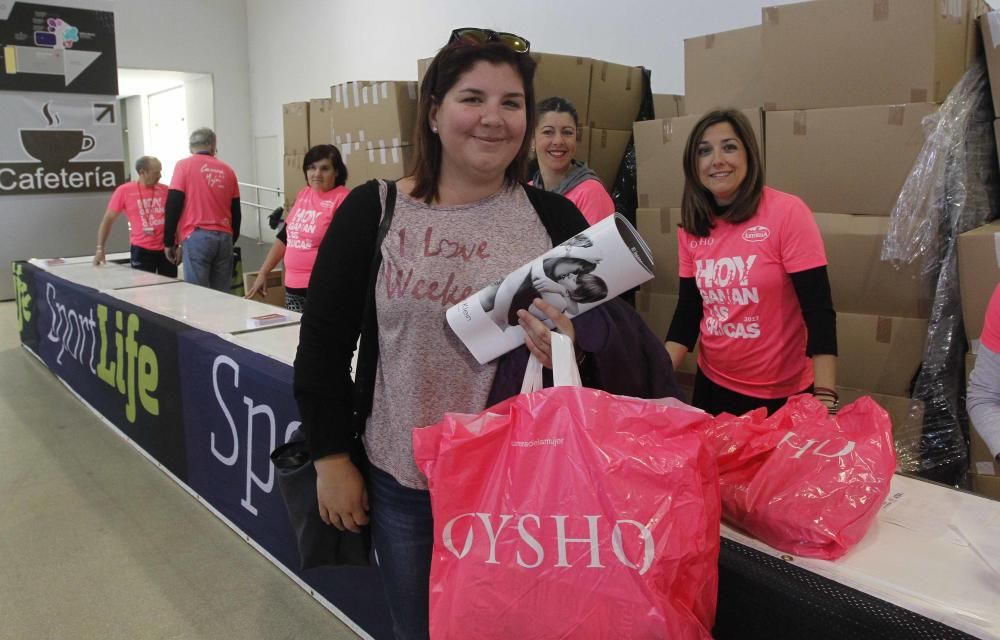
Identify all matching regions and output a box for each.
[487,298,685,405]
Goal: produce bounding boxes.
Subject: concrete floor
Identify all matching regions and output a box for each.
[0,300,361,639]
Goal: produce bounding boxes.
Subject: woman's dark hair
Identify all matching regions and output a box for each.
[536,96,579,128]
[302,144,347,187]
[680,109,764,237]
[409,39,537,204]
[570,273,608,303]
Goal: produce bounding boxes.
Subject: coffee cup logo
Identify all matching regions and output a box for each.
[20,129,96,167]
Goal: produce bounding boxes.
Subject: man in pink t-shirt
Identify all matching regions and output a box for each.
[163,128,241,292]
[94,156,176,276]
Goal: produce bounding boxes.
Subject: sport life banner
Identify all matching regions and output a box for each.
[0,2,117,95]
[0,92,125,195]
[177,331,392,639]
[32,268,188,480]
[12,260,39,354]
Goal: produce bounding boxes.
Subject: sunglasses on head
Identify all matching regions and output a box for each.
[449,28,530,54]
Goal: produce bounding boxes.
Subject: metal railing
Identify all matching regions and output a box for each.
[238,181,284,245]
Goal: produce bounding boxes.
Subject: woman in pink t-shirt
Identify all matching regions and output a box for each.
[529,96,616,225]
[246,145,349,311]
[664,109,839,415]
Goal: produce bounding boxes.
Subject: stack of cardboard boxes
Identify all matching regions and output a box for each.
[633,0,988,444]
[418,52,646,188]
[282,101,310,209]
[958,10,1000,498]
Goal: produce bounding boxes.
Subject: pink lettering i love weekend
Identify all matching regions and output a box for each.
[384,226,492,307]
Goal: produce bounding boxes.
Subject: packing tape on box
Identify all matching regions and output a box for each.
[660,208,672,234]
[392,137,400,147]
[600,61,608,82]
[661,119,673,143]
[990,14,1000,48]
[362,85,370,105]
[600,129,608,147]
[352,83,361,109]
[793,111,807,136]
[704,34,715,49]
[873,0,889,22]
[407,82,417,100]
[888,105,905,126]
[334,85,342,104]
[995,230,1000,266]
[939,0,963,21]
[381,82,389,101]
[380,147,387,165]
[876,316,893,344]
[763,7,779,25]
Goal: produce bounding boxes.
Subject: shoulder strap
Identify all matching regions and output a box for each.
[351,180,397,437]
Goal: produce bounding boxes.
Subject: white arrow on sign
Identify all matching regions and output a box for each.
[3,45,101,86]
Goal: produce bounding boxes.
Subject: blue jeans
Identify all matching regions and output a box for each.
[182,228,233,292]
[368,464,433,640]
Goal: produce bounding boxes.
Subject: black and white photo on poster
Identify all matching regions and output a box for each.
[0,92,125,196]
[449,214,655,364]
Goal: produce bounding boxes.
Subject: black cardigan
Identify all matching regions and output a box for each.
[293,180,588,460]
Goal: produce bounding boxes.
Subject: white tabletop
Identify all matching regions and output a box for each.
[28,260,178,290]
[225,324,302,366]
[108,281,300,334]
[722,474,1000,639]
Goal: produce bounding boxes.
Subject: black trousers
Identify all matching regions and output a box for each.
[130,245,178,277]
[691,368,812,416]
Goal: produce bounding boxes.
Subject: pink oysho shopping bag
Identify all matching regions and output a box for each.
[702,395,896,559]
[412,335,720,640]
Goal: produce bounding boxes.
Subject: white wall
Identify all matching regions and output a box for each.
[245,0,803,166]
[112,0,252,181]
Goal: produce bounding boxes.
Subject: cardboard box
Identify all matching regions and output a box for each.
[282,102,310,155]
[587,128,631,188]
[339,142,367,190]
[243,269,284,308]
[587,60,644,130]
[308,98,332,148]
[957,220,1000,345]
[634,108,762,209]
[761,0,969,110]
[765,103,937,216]
[364,81,419,149]
[282,153,305,210]
[814,213,930,318]
[684,25,762,115]
[330,81,370,146]
[969,472,1000,500]
[653,94,685,119]
[636,207,680,295]
[838,387,924,438]
[417,57,432,86]
[532,53,593,127]
[636,290,677,342]
[837,312,929,397]
[575,126,591,166]
[968,1,992,69]
[366,144,415,182]
[761,0,970,111]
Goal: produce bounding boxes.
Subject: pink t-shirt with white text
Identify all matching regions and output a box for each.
[107,181,168,250]
[982,284,1000,353]
[170,153,240,242]
[678,187,827,398]
[565,178,616,226]
[282,185,350,289]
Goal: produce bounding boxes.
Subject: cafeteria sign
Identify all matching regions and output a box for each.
[0,92,125,195]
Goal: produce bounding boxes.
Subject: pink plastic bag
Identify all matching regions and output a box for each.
[701,395,896,559]
[413,356,720,639]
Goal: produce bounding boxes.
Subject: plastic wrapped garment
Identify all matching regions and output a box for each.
[701,395,896,560]
[882,58,1000,483]
[412,335,719,640]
